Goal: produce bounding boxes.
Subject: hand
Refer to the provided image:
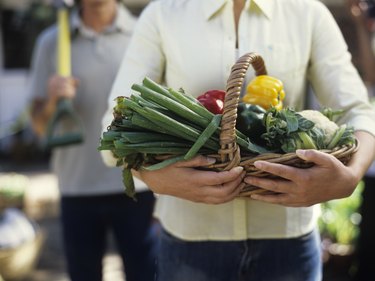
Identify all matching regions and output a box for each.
[137,155,246,204]
[244,149,359,207]
[47,74,79,102]
[30,75,79,136]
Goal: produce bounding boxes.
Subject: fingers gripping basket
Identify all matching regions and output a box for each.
[209,52,358,197]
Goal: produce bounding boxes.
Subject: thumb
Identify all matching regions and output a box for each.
[296,149,333,167]
[175,155,216,168]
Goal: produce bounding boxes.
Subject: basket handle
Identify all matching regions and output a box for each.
[219,52,267,170]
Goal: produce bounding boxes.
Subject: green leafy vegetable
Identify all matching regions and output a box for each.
[261,107,354,153]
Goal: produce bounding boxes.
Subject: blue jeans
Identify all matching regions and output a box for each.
[60,191,157,281]
[157,227,322,281]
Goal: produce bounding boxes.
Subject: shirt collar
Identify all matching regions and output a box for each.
[203,0,227,20]
[250,0,273,19]
[70,4,136,38]
[203,0,273,20]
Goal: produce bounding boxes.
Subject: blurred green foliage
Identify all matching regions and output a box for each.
[318,181,364,245]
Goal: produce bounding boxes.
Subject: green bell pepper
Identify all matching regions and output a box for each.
[236,102,266,145]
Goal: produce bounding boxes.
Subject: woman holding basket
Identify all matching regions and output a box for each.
[101,0,375,280]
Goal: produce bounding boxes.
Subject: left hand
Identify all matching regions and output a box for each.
[244,149,359,207]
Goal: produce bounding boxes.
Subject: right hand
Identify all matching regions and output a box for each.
[47,74,79,102]
[30,75,79,136]
[137,155,246,204]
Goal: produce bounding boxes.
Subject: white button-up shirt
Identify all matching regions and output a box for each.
[102,0,375,240]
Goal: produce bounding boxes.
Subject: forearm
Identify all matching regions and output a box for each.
[30,96,58,137]
[349,130,375,181]
[355,24,375,85]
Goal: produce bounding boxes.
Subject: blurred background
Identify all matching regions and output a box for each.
[0,0,374,280]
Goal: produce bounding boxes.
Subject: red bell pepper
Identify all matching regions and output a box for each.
[197,90,226,114]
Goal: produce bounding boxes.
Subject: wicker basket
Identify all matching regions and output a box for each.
[205,52,358,197]
[0,230,45,280]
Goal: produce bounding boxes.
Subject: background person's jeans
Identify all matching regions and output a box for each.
[60,191,157,281]
[157,227,322,281]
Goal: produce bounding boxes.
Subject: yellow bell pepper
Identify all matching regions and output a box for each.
[242,75,285,110]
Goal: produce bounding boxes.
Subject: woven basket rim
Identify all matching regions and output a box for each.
[207,138,359,169]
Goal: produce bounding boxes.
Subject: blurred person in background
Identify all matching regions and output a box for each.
[347,1,375,280]
[28,1,157,281]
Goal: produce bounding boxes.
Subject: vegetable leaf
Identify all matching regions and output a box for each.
[123,168,136,200]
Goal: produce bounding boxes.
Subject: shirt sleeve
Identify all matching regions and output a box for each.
[101,1,165,166]
[307,1,375,137]
[27,28,55,102]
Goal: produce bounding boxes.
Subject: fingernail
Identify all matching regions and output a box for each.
[254,161,263,169]
[206,157,216,164]
[232,166,243,173]
[296,149,307,160]
[250,194,259,200]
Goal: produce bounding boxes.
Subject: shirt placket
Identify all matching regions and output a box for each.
[221,2,249,239]
[221,1,237,82]
[94,35,105,57]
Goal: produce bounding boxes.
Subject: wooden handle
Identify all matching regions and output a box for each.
[218,52,267,170]
[57,8,71,76]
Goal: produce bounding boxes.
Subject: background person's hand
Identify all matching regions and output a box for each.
[30,75,80,136]
[47,74,79,102]
[136,155,246,204]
